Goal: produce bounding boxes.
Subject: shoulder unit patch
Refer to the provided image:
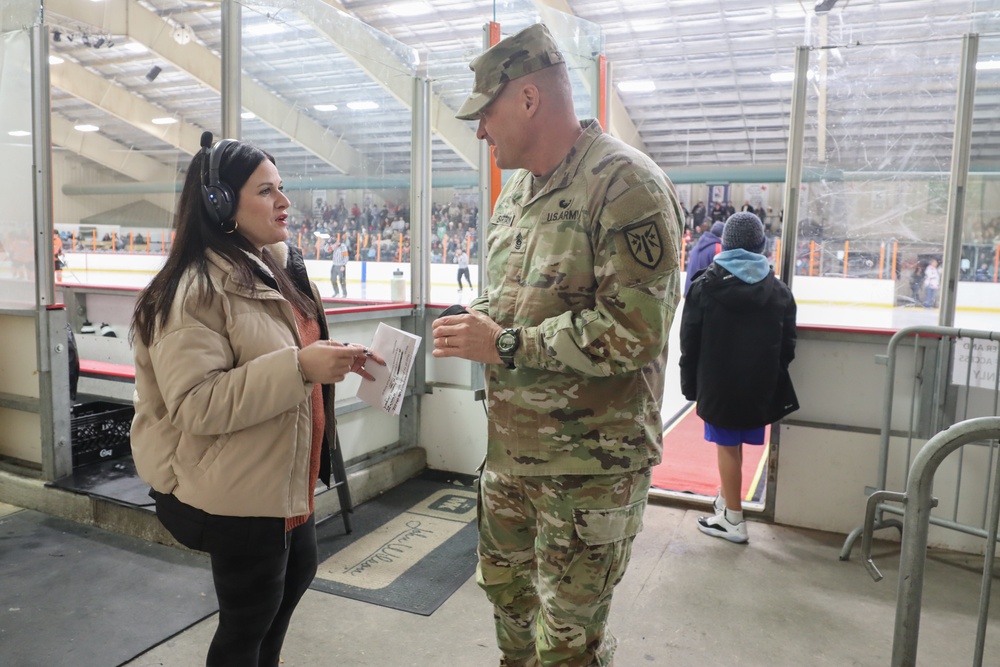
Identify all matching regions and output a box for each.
[625,220,663,269]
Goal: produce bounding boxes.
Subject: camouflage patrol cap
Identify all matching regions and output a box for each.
[455,23,565,121]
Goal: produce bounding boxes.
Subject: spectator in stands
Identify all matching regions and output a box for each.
[711,202,726,223]
[684,221,725,296]
[910,263,924,304]
[680,212,798,544]
[691,200,706,229]
[755,205,768,231]
[976,262,992,282]
[129,133,384,667]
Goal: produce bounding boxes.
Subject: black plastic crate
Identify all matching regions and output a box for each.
[70,401,134,467]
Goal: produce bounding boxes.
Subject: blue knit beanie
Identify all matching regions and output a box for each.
[709,221,725,237]
[722,212,766,253]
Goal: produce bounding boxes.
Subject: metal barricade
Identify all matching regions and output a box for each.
[860,417,1000,667]
[841,325,1000,560]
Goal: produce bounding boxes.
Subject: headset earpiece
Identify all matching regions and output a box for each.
[200,138,238,227]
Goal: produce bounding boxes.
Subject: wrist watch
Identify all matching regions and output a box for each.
[496,328,520,369]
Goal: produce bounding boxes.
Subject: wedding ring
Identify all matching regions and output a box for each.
[445,337,449,347]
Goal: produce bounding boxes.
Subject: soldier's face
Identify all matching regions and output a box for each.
[475,85,525,170]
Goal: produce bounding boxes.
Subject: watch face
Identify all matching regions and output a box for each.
[497,332,517,353]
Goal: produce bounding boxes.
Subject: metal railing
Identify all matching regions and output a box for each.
[841,325,1000,561]
[860,417,1000,667]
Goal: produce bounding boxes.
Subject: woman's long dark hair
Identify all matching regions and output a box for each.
[131,141,318,347]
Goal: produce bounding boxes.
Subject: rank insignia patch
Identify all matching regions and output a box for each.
[625,220,663,269]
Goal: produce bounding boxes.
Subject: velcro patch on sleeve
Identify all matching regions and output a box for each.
[601,182,678,283]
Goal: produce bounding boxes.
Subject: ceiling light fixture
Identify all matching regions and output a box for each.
[74,124,99,132]
[770,71,815,82]
[8,130,31,137]
[123,42,147,54]
[347,101,379,111]
[775,4,808,19]
[53,30,61,42]
[314,104,338,111]
[244,22,284,37]
[151,117,178,125]
[976,60,1000,71]
[389,1,433,17]
[241,111,256,119]
[93,37,105,48]
[814,0,839,13]
[617,80,656,93]
[49,55,64,65]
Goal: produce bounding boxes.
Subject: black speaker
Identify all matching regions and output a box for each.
[199,132,237,225]
[145,65,161,82]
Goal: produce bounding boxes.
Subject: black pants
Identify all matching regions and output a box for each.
[206,516,318,667]
[331,266,347,296]
[457,267,471,289]
[150,492,318,666]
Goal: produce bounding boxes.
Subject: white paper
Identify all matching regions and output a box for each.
[356,323,422,415]
[951,337,999,390]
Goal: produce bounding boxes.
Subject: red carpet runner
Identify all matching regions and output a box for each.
[652,403,768,502]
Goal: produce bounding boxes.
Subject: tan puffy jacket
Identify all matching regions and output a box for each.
[131,243,330,518]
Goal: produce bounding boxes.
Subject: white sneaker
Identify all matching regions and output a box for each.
[697,511,749,544]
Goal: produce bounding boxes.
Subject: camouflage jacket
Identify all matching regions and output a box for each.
[470,120,683,476]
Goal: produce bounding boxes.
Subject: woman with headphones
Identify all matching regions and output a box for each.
[130,132,384,666]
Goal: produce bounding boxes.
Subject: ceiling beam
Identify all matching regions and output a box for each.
[51,113,177,182]
[532,0,647,153]
[50,60,203,154]
[47,0,361,173]
[311,1,479,168]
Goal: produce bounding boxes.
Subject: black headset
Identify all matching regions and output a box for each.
[199,131,238,226]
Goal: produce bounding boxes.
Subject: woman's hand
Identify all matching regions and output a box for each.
[341,343,386,382]
[297,340,385,384]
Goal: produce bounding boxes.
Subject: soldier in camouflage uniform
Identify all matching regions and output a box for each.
[432,23,683,667]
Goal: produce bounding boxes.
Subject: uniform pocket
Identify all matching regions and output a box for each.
[556,499,647,603]
[573,498,646,546]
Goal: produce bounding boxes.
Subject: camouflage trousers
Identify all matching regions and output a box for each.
[476,466,651,667]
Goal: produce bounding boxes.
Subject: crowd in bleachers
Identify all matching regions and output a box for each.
[285,198,479,264]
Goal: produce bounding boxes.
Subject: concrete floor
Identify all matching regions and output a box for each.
[120,500,998,667]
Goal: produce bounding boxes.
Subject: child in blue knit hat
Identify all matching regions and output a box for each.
[678,212,799,543]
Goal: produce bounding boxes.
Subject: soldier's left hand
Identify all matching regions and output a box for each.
[432,310,503,364]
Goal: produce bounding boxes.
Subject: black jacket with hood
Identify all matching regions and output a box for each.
[679,261,798,429]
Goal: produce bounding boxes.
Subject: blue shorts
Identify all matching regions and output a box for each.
[704,423,766,447]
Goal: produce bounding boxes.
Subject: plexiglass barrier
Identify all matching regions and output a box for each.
[241,0,418,302]
[794,36,965,329]
[957,33,1000,327]
[47,0,216,280]
[0,3,40,309]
